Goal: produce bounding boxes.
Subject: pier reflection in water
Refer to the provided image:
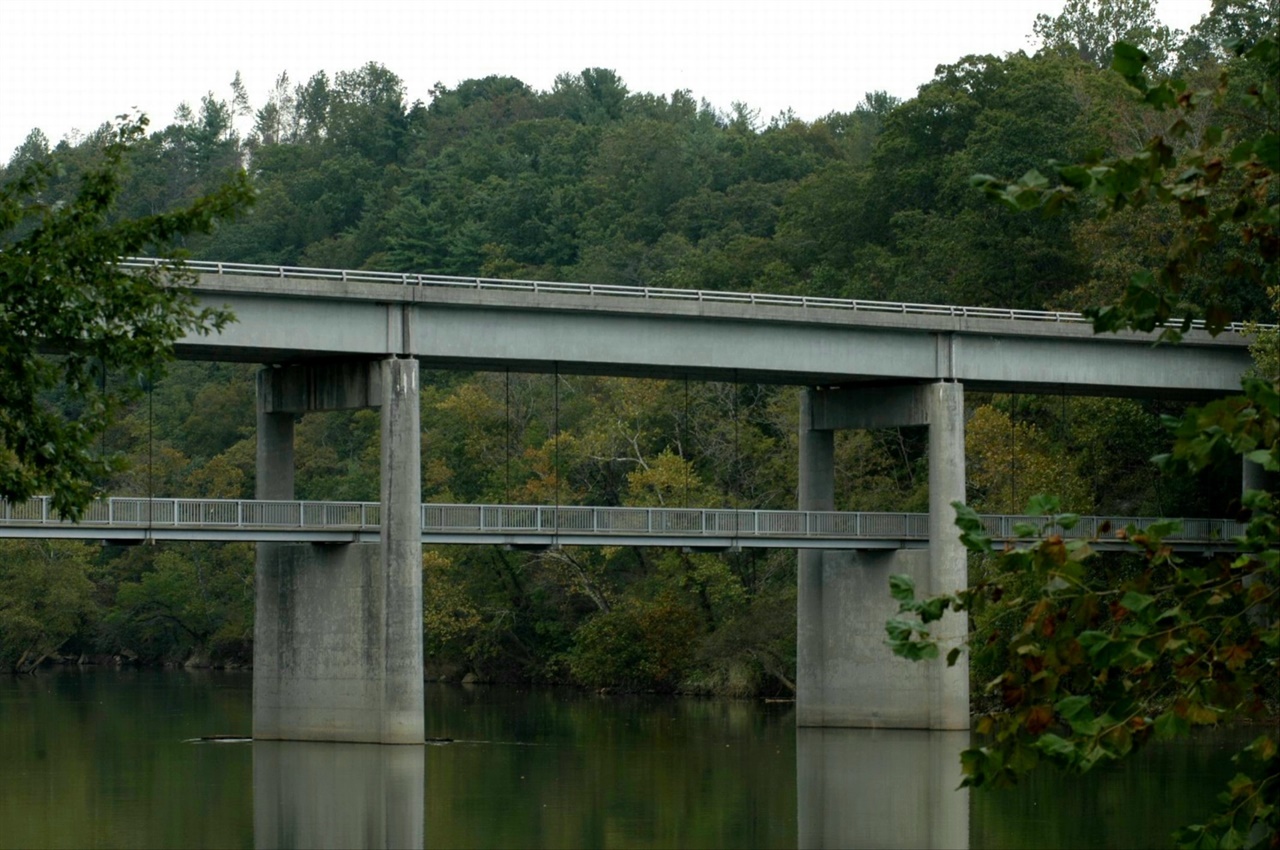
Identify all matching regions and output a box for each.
[798,728,969,850]
[253,741,424,850]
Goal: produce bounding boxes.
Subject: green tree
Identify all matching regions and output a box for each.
[0,539,95,672]
[1034,0,1178,69]
[1178,0,1279,68]
[104,543,254,664]
[892,33,1279,848]
[0,116,251,518]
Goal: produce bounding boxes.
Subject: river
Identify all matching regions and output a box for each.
[0,669,1253,848]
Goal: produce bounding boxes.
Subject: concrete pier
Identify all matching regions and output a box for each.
[797,383,969,729]
[377,357,424,744]
[925,382,970,730]
[253,359,424,744]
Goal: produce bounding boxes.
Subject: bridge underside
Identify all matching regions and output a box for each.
[0,523,1238,555]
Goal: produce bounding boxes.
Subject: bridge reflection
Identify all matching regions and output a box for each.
[250,728,967,850]
[798,728,969,850]
[254,741,424,850]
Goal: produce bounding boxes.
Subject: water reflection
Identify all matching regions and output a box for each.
[4,672,1250,849]
[797,728,969,850]
[253,741,424,850]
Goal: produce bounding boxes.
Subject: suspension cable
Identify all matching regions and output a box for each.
[683,376,690,509]
[505,368,511,505]
[733,371,740,539]
[554,363,560,534]
[147,372,154,533]
[1009,392,1017,512]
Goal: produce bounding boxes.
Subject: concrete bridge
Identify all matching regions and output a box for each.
[95,259,1259,742]
[0,495,1245,551]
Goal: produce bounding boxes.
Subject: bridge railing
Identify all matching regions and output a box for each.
[0,496,380,529]
[416,505,933,537]
[0,497,1248,543]
[121,257,1267,335]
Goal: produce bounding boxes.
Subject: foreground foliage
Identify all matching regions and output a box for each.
[0,117,251,518]
[892,30,1279,849]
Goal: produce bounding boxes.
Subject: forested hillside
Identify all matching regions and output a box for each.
[2,0,1274,690]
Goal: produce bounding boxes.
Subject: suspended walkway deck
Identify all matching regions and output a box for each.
[0,496,1245,552]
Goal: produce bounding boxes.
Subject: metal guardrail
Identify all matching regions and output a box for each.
[0,497,1247,544]
[119,258,1266,335]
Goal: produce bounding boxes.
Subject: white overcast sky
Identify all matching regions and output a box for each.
[2,0,1211,158]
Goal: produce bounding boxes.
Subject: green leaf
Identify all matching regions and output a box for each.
[889,574,916,603]
[1144,84,1177,110]
[900,640,940,662]
[1119,592,1155,614]
[1025,493,1060,516]
[1055,695,1092,720]
[1034,733,1078,761]
[953,501,994,553]
[1019,169,1049,190]
[1145,520,1183,539]
[1228,140,1256,163]
[959,747,989,779]
[1154,711,1190,741]
[1057,165,1092,189]
[1111,42,1149,80]
[1254,132,1279,171]
[1244,449,1275,471]
[918,596,951,624]
[885,618,914,642]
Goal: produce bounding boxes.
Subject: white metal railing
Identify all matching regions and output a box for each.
[0,497,379,529]
[0,496,1249,544]
[119,257,1268,335]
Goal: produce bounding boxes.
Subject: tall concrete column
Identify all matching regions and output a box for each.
[924,382,969,730]
[253,359,424,744]
[255,368,294,501]
[797,388,835,727]
[254,368,295,741]
[378,356,424,744]
[797,382,969,730]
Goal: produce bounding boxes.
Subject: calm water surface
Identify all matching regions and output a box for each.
[0,670,1254,848]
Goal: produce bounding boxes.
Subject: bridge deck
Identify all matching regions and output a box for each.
[0,497,1244,552]
[115,258,1256,398]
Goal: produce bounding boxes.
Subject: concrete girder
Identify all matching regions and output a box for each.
[182,275,1251,400]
